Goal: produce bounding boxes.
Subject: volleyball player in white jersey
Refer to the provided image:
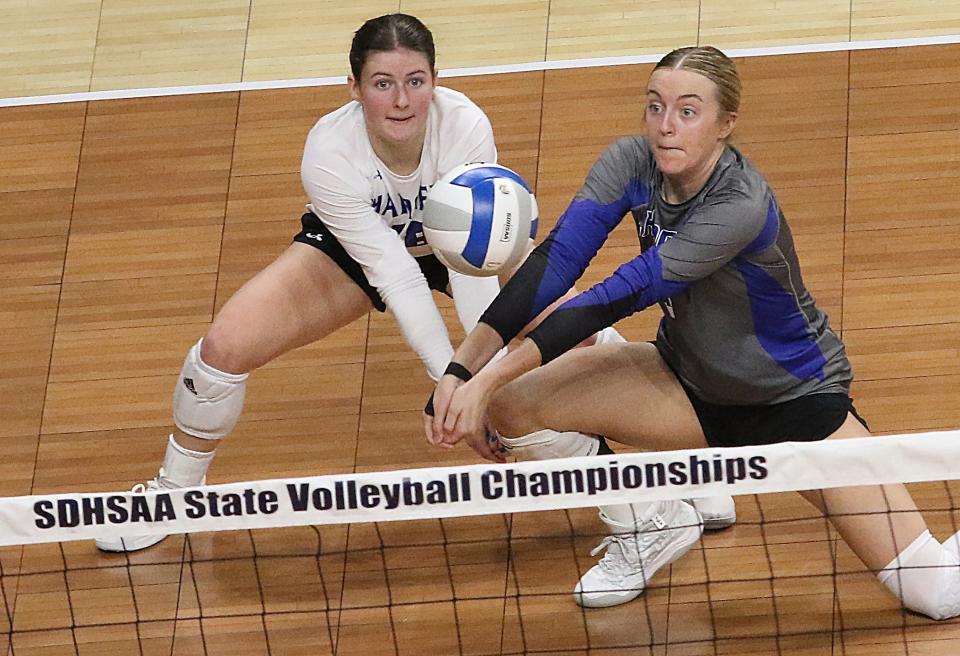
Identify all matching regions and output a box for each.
[93,13,505,552]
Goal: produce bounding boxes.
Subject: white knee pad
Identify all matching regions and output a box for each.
[878,529,960,620]
[499,429,601,461]
[173,340,248,440]
[500,430,664,530]
[593,326,627,345]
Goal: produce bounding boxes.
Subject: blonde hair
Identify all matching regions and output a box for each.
[653,46,741,116]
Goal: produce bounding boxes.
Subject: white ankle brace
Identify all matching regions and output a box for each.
[158,435,214,488]
[877,529,960,620]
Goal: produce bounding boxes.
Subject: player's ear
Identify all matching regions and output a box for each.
[718,111,737,140]
[348,75,361,102]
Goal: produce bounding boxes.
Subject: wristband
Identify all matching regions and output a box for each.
[444,361,473,382]
[425,362,472,416]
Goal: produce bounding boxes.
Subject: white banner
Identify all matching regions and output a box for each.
[2,431,959,546]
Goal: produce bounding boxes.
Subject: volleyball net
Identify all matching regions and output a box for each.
[3,431,960,654]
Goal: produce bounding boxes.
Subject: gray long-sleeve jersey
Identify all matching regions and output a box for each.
[481,136,852,405]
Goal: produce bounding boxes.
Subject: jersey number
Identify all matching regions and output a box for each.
[395,221,427,248]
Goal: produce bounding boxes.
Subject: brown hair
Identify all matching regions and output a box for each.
[653,46,741,116]
[349,14,436,80]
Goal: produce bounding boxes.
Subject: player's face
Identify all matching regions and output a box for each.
[644,68,736,185]
[349,48,437,153]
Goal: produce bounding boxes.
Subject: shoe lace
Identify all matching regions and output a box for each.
[130,478,162,494]
[590,530,662,580]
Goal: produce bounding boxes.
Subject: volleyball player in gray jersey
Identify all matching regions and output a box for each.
[564,134,852,409]
[424,46,960,618]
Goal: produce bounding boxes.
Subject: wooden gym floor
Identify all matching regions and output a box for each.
[2,1,960,654]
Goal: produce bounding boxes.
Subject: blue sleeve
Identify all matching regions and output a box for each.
[526,247,689,362]
[480,181,649,344]
[527,188,774,363]
[479,137,655,344]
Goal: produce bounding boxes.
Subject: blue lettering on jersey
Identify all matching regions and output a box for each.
[382,194,398,218]
[639,209,656,238]
[638,208,677,247]
[370,188,431,248]
[637,208,678,317]
[371,191,424,221]
[416,185,429,211]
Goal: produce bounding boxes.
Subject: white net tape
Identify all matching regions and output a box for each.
[3,431,959,546]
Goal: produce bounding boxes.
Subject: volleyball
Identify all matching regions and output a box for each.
[422,162,538,277]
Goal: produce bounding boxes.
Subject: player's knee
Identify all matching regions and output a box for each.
[878,530,960,620]
[199,324,251,375]
[489,383,529,436]
[173,339,249,440]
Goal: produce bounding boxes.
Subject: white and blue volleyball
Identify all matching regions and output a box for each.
[422,162,538,277]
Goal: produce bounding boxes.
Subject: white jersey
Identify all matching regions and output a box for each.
[301,87,500,380]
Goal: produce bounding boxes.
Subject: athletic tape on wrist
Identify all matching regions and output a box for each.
[444,362,472,382]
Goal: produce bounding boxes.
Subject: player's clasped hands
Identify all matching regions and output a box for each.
[424,374,507,463]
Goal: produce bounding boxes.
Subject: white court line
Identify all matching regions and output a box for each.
[2,34,959,108]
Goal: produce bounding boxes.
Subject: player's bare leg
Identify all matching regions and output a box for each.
[490,342,707,607]
[799,414,960,619]
[96,244,372,552]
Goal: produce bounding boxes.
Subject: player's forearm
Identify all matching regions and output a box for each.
[469,337,541,395]
[448,322,507,377]
[384,281,454,381]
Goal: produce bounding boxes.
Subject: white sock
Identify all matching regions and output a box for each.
[159,435,214,488]
[601,501,660,527]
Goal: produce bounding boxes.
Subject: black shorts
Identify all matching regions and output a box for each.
[293,212,451,312]
[650,340,867,447]
[678,380,869,448]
